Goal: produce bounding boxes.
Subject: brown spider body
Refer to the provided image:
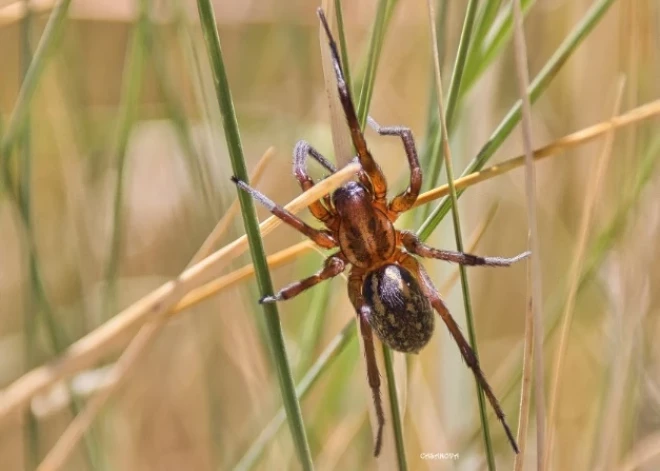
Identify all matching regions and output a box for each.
[233,8,530,458]
[333,181,396,268]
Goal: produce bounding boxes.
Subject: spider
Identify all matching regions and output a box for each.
[232,7,529,457]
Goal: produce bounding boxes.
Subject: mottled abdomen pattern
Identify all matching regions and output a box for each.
[363,264,434,353]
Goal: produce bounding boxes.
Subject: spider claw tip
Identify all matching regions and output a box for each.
[259,295,279,304]
[230,175,239,184]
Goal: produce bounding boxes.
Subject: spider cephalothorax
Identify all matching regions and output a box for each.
[233,7,529,457]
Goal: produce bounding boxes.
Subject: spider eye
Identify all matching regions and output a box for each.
[362,265,434,353]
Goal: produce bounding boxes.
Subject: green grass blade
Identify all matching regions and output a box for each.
[463,0,536,94]
[234,323,358,471]
[334,0,352,97]
[0,0,72,161]
[103,9,147,319]
[382,347,407,469]
[142,17,215,221]
[356,0,399,129]
[195,1,313,469]
[419,0,447,198]
[471,0,504,49]
[418,0,617,241]
[426,0,480,196]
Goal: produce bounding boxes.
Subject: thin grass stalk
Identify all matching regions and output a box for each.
[195,1,313,468]
[419,0,447,198]
[544,81,624,470]
[510,0,545,467]
[463,0,535,94]
[19,3,39,468]
[103,7,147,319]
[418,0,617,241]
[471,0,504,49]
[334,0,352,96]
[425,0,479,191]
[425,1,495,466]
[143,13,214,219]
[382,348,407,470]
[356,0,398,129]
[0,0,72,162]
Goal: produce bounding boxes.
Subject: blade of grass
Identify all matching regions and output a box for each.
[334,0,352,96]
[543,80,624,469]
[419,0,447,199]
[418,0,617,241]
[382,347,407,469]
[103,2,147,319]
[511,0,546,467]
[355,0,399,129]
[195,1,314,469]
[0,0,72,163]
[19,3,39,469]
[425,0,484,192]
[426,0,496,466]
[463,0,535,95]
[143,14,215,220]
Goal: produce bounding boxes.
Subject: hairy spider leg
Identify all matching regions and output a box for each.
[260,253,346,303]
[367,117,422,215]
[231,176,336,249]
[398,252,520,453]
[317,8,388,202]
[348,270,385,457]
[293,141,338,226]
[400,231,531,266]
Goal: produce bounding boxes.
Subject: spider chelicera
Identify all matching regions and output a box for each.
[232,7,529,457]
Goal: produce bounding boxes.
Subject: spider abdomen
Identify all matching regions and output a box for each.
[363,264,434,353]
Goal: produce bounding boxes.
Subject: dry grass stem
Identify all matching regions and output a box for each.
[511,1,546,466]
[413,99,660,208]
[543,80,624,470]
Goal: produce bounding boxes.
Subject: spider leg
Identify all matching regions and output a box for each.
[401,231,530,266]
[231,176,336,249]
[348,270,385,457]
[317,9,388,202]
[398,252,520,454]
[260,253,345,303]
[293,141,338,225]
[367,117,422,215]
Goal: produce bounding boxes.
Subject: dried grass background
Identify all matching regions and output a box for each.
[0,0,659,470]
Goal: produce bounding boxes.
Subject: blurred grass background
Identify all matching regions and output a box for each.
[0,0,659,470]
